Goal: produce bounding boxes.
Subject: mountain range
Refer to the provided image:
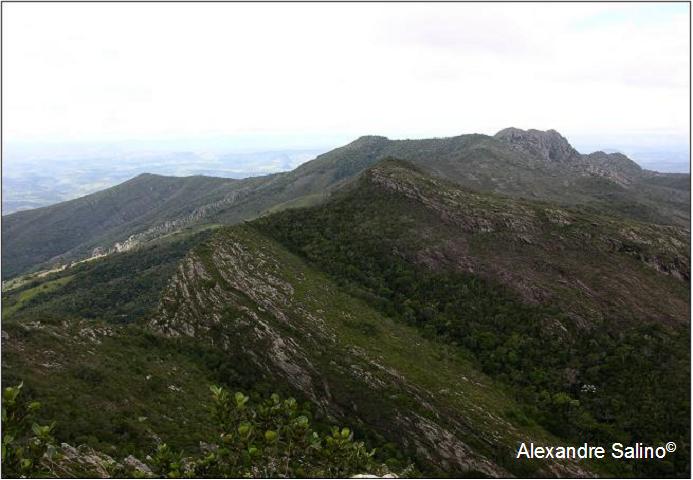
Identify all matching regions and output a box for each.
[3,128,689,281]
[2,128,690,478]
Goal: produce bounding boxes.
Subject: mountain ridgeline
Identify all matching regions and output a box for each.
[1,129,690,478]
[3,128,689,280]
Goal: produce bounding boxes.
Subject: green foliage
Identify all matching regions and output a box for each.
[148,443,185,478]
[3,382,390,479]
[182,386,380,478]
[1,383,58,478]
[1,324,223,457]
[3,156,689,477]
[3,230,211,323]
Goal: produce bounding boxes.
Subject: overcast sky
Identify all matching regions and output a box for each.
[3,2,690,151]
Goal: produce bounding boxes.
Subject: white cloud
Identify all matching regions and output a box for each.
[3,2,689,147]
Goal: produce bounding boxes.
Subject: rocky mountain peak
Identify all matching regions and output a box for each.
[583,150,643,186]
[494,127,579,163]
[346,135,390,148]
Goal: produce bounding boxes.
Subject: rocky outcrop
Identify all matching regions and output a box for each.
[494,127,651,188]
[148,225,602,477]
[48,443,122,478]
[41,443,155,478]
[584,151,642,186]
[495,127,580,163]
[151,236,330,407]
[123,455,153,476]
[362,160,689,326]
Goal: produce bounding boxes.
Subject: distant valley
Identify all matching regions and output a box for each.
[3,148,326,214]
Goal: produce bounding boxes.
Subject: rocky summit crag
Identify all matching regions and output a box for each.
[494,127,581,163]
[2,129,690,478]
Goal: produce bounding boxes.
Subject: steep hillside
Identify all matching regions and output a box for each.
[2,228,223,454]
[2,174,251,279]
[3,224,595,478]
[4,128,688,280]
[147,225,600,477]
[264,158,689,328]
[256,159,690,477]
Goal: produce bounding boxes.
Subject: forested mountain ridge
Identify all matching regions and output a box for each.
[3,158,689,477]
[3,128,689,280]
[299,158,689,328]
[248,159,691,477]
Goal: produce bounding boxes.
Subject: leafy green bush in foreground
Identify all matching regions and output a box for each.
[1,382,58,477]
[1,383,393,478]
[150,385,385,478]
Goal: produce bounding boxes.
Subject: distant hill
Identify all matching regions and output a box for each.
[3,128,689,280]
[2,173,253,279]
[2,148,325,214]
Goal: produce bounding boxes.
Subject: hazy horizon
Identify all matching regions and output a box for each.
[3,2,690,213]
[5,126,690,170]
[4,3,689,144]
[4,127,689,215]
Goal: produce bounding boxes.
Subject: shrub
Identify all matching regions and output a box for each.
[164,386,383,478]
[1,383,58,477]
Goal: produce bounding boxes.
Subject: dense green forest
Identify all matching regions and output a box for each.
[255,167,690,478]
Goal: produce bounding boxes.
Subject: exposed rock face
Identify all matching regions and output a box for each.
[152,235,336,409]
[51,443,122,478]
[363,160,689,327]
[493,127,652,188]
[148,225,599,477]
[584,151,642,186]
[44,443,155,478]
[495,127,579,163]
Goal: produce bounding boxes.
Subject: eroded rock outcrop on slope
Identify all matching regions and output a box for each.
[149,226,595,477]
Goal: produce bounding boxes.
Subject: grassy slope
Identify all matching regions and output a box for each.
[3,275,74,317]
[2,229,225,454]
[2,174,251,279]
[2,168,688,476]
